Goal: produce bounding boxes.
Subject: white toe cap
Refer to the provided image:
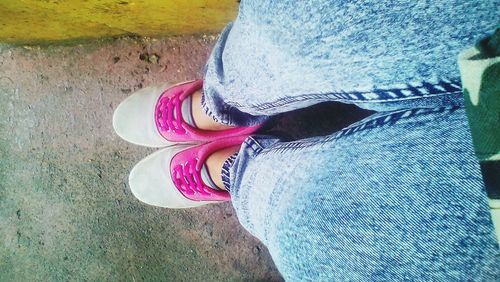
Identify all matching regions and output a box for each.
[113,85,172,147]
[129,145,208,209]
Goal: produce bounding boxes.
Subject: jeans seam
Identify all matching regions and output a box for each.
[243,136,265,155]
[200,89,235,125]
[227,80,462,111]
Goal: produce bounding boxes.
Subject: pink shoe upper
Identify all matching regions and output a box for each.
[170,135,248,202]
[155,80,259,143]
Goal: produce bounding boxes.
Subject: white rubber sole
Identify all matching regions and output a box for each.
[129,145,218,209]
[113,82,196,148]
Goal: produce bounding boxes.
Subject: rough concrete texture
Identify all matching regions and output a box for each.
[0,35,282,281]
[0,35,371,281]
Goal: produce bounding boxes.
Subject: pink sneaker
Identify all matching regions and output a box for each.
[128,135,246,208]
[113,80,259,147]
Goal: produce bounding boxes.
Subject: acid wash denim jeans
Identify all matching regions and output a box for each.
[203,0,499,125]
[201,0,500,281]
[230,108,499,281]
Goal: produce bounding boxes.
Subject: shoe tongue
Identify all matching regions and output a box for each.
[181,95,197,128]
[200,164,222,191]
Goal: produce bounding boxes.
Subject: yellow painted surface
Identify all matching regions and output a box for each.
[0,0,238,44]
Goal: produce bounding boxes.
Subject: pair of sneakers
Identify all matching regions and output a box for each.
[113,80,259,208]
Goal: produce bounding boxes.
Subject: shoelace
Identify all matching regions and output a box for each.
[172,159,212,196]
[155,90,186,134]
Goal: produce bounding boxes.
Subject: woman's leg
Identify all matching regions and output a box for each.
[227,106,499,280]
[202,0,499,125]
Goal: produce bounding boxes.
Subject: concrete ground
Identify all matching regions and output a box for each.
[0,35,283,281]
[0,35,370,281]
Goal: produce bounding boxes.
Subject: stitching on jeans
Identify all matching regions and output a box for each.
[261,106,461,154]
[229,91,463,113]
[226,80,462,111]
[200,92,219,123]
[244,137,265,154]
[221,153,237,192]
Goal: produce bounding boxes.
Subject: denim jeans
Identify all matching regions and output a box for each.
[203,0,499,125]
[230,108,499,281]
[202,0,500,280]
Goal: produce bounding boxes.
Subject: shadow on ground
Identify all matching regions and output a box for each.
[0,35,371,281]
